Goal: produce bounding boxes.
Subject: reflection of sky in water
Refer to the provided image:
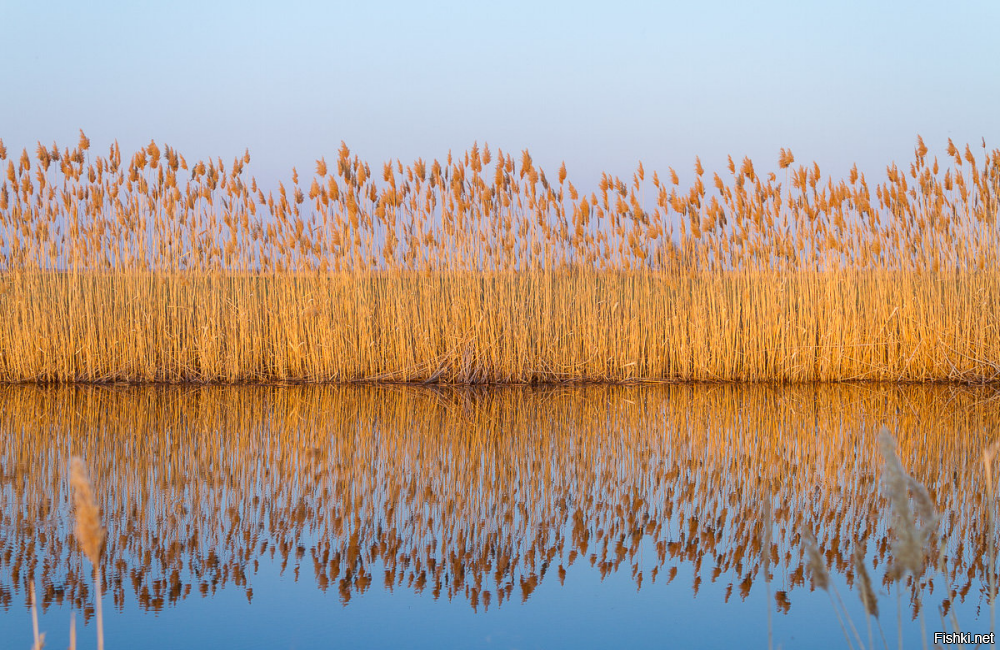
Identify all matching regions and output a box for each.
[1,384,997,649]
[14,533,985,649]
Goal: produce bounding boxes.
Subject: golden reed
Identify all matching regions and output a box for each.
[1,133,999,383]
[69,457,104,650]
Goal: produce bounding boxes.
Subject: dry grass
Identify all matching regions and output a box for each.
[1,134,999,383]
[69,457,104,650]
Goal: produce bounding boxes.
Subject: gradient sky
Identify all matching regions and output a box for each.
[3,0,999,191]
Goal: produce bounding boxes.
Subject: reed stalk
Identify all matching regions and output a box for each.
[69,457,104,650]
[984,443,999,641]
[29,581,44,650]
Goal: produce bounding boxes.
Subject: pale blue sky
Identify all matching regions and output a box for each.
[2,0,998,190]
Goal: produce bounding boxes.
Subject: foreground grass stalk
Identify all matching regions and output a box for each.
[896,587,902,650]
[29,581,44,650]
[70,457,105,650]
[764,499,773,650]
[985,444,999,642]
[852,547,878,650]
[805,525,861,649]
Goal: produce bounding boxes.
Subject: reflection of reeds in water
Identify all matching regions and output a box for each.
[2,135,1000,382]
[808,427,994,650]
[0,384,998,625]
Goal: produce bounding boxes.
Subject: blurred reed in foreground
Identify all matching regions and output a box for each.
[1,134,999,383]
[69,457,104,650]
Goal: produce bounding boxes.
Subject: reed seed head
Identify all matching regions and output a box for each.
[803,525,829,591]
[70,457,105,566]
[853,546,878,618]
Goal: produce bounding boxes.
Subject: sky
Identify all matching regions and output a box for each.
[2,0,999,192]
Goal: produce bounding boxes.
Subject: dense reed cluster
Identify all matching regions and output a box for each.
[1,384,997,626]
[0,134,999,382]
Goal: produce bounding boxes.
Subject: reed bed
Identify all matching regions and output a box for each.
[1,384,997,622]
[1,134,999,383]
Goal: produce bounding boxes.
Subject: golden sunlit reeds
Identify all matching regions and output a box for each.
[69,457,104,650]
[0,134,999,383]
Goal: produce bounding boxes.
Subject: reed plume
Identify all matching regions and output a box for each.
[853,546,878,650]
[853,548,878,619]
[69,457,104,650]
[879,427,944,649]
[878,429,937,581]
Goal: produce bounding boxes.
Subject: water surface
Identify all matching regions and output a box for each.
[0,384,997,648]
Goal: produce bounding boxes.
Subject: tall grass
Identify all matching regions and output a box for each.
[1,134,999,382]
[69,457,104,650]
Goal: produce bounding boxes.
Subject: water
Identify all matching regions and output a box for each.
[0,384,997,649]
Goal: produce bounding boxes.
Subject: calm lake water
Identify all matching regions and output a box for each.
[1,384,997,649]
